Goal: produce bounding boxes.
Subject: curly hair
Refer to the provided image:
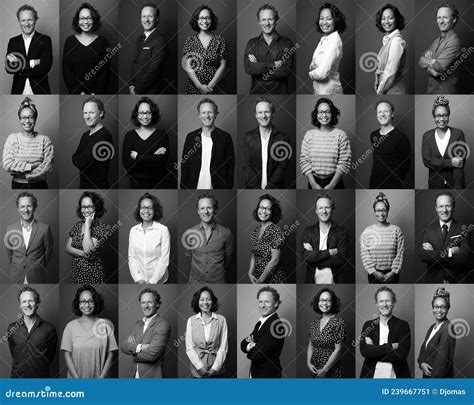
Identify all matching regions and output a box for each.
[18,97,38,120]
[131,97,161,127]
[311,288,340,314]
[252,194,283,224]
[311,98,340,127]
[72,3,102,33]
[133,193,163,222]
[317,3,347,34]
[375,3,405,33]
[432,287,450,309]
[72,285,104,316]
[76,191,106,220]
[190,286,219,313]
[432,95,450,116]
[189,5,219,32]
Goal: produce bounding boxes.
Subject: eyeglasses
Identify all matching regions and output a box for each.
[79,17,93,22]
[319,299,332,303]
[198,17,211,21]
[375,209,388,213]
[20,115,35,121]
[258,207,272,212]
[434,114,449,119]
[140,206,154,211]
[79,300,94,306]
[433,305,448,310]
[81,205,95,210]
[137,112,152,117]
[317,110,331,116]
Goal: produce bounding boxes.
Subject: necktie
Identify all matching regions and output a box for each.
[442,224,448,243]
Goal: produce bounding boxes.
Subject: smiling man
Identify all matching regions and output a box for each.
[7,286,57,377]
[360,286,411,378]
[121,288,171,378]
[5,4,53,94]
[420,192,469,283]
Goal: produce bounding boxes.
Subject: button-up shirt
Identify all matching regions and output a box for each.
[374,319,396,378]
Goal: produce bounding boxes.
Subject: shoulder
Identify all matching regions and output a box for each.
[361,224,375,235]
[213,34,226,43]
[362,318,377,330]
[392,315,409,328]
[422,129,435,139]
[333,315,346,327]
[154,221,169,233]
[155,316,170,330]
[446,30,460,44]
[36,220,50,230]
[6,222,20,231]
[216,222,230,233]
[269,223,283,235]
[246,36,260,46]
[215,127,231,138]
[64,35,76,45]
[123,129,137,139]
[98,127,113,139]
[185,129,200,140]
[449,127,464,137]
[389,223,402,233]
[334,128,348,139]
[130,223,141,232]
[5,133,21,142]
[215,313,227,323]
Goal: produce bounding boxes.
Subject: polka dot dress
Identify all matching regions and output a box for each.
[182,34,227,94]
[250,223,286,283]
[70,220,108,284]
[309,316,346,377]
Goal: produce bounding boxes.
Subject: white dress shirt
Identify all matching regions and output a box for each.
[135,313,158,378]
[376,29,405,94]
[22,32,35,95]
[260,133,270,189]
[315,226,334,284]
[374,320,396,378]
[197,133,213,189]
[435,128,451,157]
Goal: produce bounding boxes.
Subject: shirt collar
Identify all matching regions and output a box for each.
[144,27,157,38]
[195,312,217,320]
[439,219,452,230]
[383,29,400,44]
[199,221,216,231]
[259,312,276,326]
[22,31,35,41]
[142,313,158,324]
[258,31,280,43]
[322,31,339,41]
[21,218,35,230]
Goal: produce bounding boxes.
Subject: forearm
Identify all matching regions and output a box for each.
[209,60,226,87]
[258,257,279,281]
[99,351,114,378]
[64,352,80,378]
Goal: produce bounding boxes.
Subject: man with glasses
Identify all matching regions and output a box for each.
[5,4,53,94]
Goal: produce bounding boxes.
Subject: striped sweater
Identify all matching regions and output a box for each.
[360,224,404,274]
[2,132,54,183]
[300,128,351,177]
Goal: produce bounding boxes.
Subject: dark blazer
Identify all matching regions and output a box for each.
[420,219,469,283]
[360,315,412,378]
[5,31,52,94]
[180,127,235,189]
[240,312,285,378]
[421,127,466,189]
[5,220,54,283]
[299,222,350,283]
[129,29,168,94]
[121,315,171,378]
[418,320,455,378]
[242,127,291,189]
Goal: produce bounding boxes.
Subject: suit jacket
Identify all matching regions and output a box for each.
[299,222,350,283]
[360,315,411,378]
[418,320,455,378]
[121,315,171,378]
[242,127,291,189]
[420,219,469,283]
[421,127,465,189]
[5,31,52,94]
[129,29,168,94]
[180,127,235,189]
[5,220,53,283]
[240,312,285,378]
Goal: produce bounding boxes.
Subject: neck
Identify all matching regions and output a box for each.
[436,127,448,134]
[380,124,394,132]
[379,314,392,323]
[142,220,153,229]
[22,217,34,226]
[319,125,332,132]
[21,130,35,137]
[23,314,38,324]
[89,123,103,134]
[201,220,214,229]
[263,32,274,42]
[319,220,331,230]
[200,30,211,37]
[81,314,96,321]
[435,318,445,326]
[259,126,272,137]
[321,313,333,319]
[201,126,214,136]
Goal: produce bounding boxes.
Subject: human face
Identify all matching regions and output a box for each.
[315,198,333,224]
[78,8,94,33]
[18,10,37,36]
[140,292,160,318]
[381,8,396,33]
[141,6,158,32]
[198,103,217,129]
[197,198,215,224]
[258,291,278,317]
[258,9,276,36]
[374,201,388,224]
[79,290,95,316]
[318,291,332,314]
[435,195,454,223]
[319,8,335,35]
[437,7,456,34]
[433,106,449,130]
[80,196,95,219]
[257,199,272,223]
[255,102,273,128]
[19,107,36,133]
[198,290,213,314]
[432,297,449,322]
[197,9,212,32]
[17,196,36,223]
[316,102,332,127]
[137,103,153,127]
[83,102,103,128]
[376,103,394,127]
[376,290,395,318]
[19,291,38,318]
[139,198,154,223]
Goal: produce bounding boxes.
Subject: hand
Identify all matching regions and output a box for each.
[31,59,40,66]
[274,60,283,68]
[424,50,433,59]
[310,181,322,190]
[372,271,385,282]
[84,212,95,227]
[307,363,318,375]
[206,84,215,93]
[423,242,434,251]
[249,273,258,284]
[383,271,396,283]
[197,367,209,377]
[245,335,254,344]
[197,84,210,94]
[255,277,265,284]
[365,337,374,345]
[323,182,336,190]
[31,162,41,169]
[329,248,338,256]
[315,368,327,378]
[450,247,460,255]
[130,151,138,160]
[451,157,463,168]
[137,280,147,284]
[309,62,317,71]
[303,243,313,251]
[248,54,257,63]
[420,362,432,376]
[129,86,136,95]
[6,53,19,64]
[154,147,167,155]
[141,344,150,350]
[207,369,217,377]
[81,250,91,258]
[392,342,399,349]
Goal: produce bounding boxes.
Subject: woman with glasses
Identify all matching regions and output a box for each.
[61,285,117,378]
[300,98,351,189]
[128,193,170,284]
[65,191,109,284]
[181,5,227,94]
[248,194,286,283]
[306,288,346,378]
[62,2,110,94]
[422,96,466,189]
[418,288,456,378]
[360,192,404,284]
[2,97,54,189]
[122,97,169,189]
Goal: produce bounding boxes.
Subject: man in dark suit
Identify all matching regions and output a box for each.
[5,4,52,94]
[5,192,53,283]
[420,192,469,283]
[360,286,411,378]
[242,97,292,189]
[121,288,171,378]
[240,286,285,378]
[129,4,168,94]
[300,194,350,283]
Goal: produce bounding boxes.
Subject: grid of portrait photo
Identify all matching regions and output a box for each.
[0,0,473,381]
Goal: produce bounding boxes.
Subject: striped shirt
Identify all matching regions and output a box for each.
[3,132,54,183]
[360,224,404,274]
[300,128,351,178]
